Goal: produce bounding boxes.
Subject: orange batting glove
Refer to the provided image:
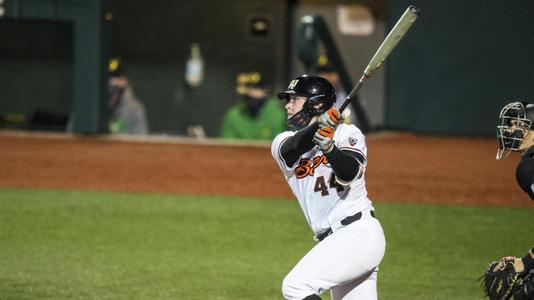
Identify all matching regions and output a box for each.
[313,126,335,153]
[318,108,342,129]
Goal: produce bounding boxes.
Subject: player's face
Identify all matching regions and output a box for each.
[502,119,528,136]
[108,76,129,107]
[285,95,307,119]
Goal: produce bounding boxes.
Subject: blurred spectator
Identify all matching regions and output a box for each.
[65,57,149,134]
[316,62,358,126]
[107,57,149,135]
[220,72,286,140]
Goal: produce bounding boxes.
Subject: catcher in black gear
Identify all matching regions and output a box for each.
[480,101,534,300]
[496,102,534,200]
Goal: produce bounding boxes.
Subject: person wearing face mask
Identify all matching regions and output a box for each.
[107,57,149,135]
[65,57,149,135]
[220,71,286,140]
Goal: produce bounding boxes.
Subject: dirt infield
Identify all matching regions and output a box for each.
[0,131,532,208]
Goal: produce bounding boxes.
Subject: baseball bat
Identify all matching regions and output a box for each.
[339,5,420,113]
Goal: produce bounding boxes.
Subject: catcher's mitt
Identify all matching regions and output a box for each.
[480,257,520,300]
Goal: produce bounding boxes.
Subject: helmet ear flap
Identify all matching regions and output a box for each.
[302,95,331,117]
[302,100,316,117]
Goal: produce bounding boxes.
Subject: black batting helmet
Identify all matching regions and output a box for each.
[497,101,534,159]
[278,75,336,117]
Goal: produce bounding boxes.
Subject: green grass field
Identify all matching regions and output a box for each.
[1,188,533,299]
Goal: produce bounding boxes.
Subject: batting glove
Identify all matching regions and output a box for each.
[313,126,335,153]
[318,108,342,129]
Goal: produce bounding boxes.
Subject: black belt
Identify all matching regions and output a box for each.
[314,210,376,242]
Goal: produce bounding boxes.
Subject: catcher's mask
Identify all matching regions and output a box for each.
[277,75,336,131]
[497,102,534,160]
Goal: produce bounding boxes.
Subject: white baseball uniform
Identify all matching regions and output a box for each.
[271,124,386,300]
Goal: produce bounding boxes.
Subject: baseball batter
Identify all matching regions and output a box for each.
[271,75,385,300]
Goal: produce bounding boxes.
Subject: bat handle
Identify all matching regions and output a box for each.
[339,74,369,113]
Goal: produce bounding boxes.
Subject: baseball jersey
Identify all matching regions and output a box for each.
[271,123,373,234]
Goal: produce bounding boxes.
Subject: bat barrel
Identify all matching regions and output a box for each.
[363,5,420,78]
[409,5,421,15]
[338,5,420,115]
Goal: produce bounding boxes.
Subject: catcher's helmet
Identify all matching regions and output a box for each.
[277,75,336,130]
[497,101,534,160]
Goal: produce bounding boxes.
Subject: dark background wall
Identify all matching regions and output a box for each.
[2,0,534,137]
[386,0,534,136]
[0,0,389,135]
[0,0,289,136]
[0,20,72,124]
[105,0,289,136]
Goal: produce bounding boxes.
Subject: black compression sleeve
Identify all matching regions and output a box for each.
[280,123,320,167]
[324,146,364,182]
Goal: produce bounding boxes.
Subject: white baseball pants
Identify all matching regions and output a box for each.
[282,213,386,300]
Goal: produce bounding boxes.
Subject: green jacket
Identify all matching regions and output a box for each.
[220,98,287,140]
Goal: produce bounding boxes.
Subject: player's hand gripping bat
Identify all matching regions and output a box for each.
[338,5,420,113]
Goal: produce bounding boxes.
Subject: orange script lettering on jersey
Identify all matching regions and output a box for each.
[295,155,329,179]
